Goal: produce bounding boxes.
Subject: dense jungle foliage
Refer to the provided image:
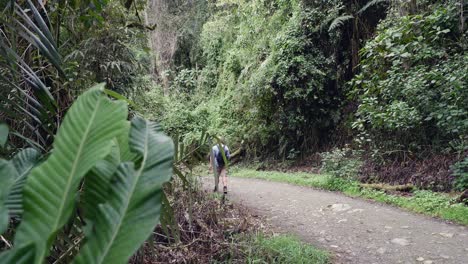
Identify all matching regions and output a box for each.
[142,0,467,190]
[0,0,467,262]
[0,1,178,263]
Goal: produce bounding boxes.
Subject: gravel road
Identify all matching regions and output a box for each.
[202,176,468,264]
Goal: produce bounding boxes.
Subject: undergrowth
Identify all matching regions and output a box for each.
[231,168,468,225]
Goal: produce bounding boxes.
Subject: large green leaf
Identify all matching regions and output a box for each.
[81,142,120,223]
[5,148,42,217]
[73,117,174,264]
[0,243,35,264]
[116,121,138,162]
[0,159,17,234]
[0,146,39,237]
[0,123,8,148]
[10,84,128,263]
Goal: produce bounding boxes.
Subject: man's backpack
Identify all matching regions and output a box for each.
[215,145,230,166]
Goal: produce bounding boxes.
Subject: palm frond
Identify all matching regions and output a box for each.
[14,1,64,77]
[0,0,63,150]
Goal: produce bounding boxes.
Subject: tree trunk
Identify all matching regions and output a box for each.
[460,0,465,33]
[351,17,360,73]
[146,0,178,96]
[409,0,417,15]
[399,0,417,16]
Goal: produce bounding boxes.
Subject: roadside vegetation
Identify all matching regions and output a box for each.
[240,234,329,264]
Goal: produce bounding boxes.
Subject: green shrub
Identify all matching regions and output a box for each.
[320,148,362,180]
[170,69,199,94]
[350,1,467,152]
[452,157,468,191]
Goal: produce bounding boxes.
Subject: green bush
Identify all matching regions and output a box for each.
[452,157,468,191]
[170,69,199,94]
[320,148,362,180]
[350,1,467,152]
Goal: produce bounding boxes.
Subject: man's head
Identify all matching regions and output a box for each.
[215,135,226,145]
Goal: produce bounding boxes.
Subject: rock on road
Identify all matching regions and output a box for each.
[202,176,468,264]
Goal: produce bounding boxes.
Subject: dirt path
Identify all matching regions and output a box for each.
[202,177,468,264]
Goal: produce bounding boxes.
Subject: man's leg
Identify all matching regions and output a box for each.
[210,155,219,192]
[220,167,228,193]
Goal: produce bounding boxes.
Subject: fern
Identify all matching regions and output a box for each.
[357,0,389,14]
[328,15,354,32]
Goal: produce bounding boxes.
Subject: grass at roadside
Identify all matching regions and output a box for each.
[236,234,329,264]
[231,168,468,225]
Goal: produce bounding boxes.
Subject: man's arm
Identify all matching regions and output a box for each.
[225,146,231,160]
[209,151,214,172]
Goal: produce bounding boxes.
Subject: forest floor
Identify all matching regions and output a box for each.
[201,176,468,264]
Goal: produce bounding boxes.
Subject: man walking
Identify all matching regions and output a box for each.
[210,141,230,194]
